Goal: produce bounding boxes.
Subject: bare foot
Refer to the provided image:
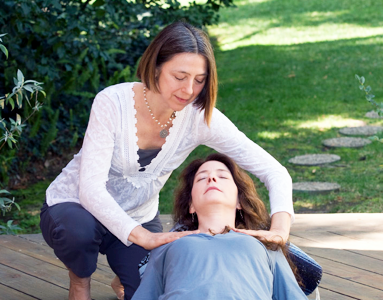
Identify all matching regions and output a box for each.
[68,269,91,300]
[111,276,124,300]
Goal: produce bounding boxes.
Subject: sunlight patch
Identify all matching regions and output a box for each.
[287,115,366,130]
[211,23,383,51]
[257,131,290,139]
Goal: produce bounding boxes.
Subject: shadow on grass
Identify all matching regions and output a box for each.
[208,32,383,214]
[224,0,383,29]
[215,34,383,132]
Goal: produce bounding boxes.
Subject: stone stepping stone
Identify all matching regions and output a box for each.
[365,110,383,119]
[339,126,383,136]
[293,182,340,194]
[289,154,341,166]
[322,137,371,148]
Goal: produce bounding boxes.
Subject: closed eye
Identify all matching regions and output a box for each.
[175,76,186,81]
[195,79,205,84]
[197,177,206,182]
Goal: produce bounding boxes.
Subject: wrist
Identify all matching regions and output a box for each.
[128,225,150,246]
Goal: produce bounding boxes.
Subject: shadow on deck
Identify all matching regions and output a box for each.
[0,213,382,300]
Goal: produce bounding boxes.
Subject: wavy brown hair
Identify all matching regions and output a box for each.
[173,153,302,286]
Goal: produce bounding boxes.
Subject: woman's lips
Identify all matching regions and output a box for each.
[175,96,190,104]
[204,187,222,194]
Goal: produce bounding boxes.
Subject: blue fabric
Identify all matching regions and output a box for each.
[167,223,322,295]
[132,231,307,300]
[288,243,322,295]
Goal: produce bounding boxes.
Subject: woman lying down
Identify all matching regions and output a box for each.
[132,153,307,300]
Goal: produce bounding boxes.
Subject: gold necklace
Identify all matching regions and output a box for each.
[143,86,176,138]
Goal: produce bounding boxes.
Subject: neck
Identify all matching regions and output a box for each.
[144,86,174,120]
[196,208,236,235]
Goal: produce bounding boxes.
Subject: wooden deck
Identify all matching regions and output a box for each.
[0,213,382,300]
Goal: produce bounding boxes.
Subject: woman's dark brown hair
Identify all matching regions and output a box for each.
[173,153,302,286]
[136,21,217,126]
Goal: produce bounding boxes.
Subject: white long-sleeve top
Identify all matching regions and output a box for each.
[46,82,293,246]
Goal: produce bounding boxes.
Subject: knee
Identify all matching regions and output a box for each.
[43,202,105,250]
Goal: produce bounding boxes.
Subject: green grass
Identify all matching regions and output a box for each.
[204,0,383,214]
[2,0,383,234]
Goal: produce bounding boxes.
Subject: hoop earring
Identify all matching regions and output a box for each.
[191,212,195,223]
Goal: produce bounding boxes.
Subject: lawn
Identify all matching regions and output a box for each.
[2,0,383,233]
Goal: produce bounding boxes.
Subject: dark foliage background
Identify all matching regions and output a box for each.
[0,0,233,186]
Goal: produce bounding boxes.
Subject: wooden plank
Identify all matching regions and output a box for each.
[319,272,383,300]
[0,246,115,300]
[159,214,173,232]
[308,252,383,290]
[345,249,383,261]
[315,287,358,300]
[0,263,68,300]
[0,236,114,284]
[0,283,38,300]
[292,214,383,233]
[290,236,383,275]
[290,231,383,251]
[16,234,110,267]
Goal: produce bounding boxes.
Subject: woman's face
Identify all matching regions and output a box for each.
[190,160,239,214]
[156,53,207,112]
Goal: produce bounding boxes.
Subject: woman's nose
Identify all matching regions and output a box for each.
[208,176,217,183]
[182,80,193,95]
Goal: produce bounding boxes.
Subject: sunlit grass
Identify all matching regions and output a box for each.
[285,115,367,130]
[201,0,383,214]
[210,0,383,50]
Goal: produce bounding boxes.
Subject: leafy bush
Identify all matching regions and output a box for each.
[1,32,45,234]
[0,0,233,177]
[0,0,233,185]
[355,74,383,142]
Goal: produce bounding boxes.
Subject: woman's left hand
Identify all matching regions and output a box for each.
[233,211,291,246]
[232,228,288,245]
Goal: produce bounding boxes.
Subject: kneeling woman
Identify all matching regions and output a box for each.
[132,153,307,300]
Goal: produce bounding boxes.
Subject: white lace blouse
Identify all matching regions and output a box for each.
[46,82,293,246]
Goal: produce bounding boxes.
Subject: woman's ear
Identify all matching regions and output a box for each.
[189,202,196,214]
[236,198,242,210]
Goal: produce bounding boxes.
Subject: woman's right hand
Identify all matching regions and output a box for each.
[128,225,199,250]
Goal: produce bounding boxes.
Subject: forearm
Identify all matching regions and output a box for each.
[270,212,291,243]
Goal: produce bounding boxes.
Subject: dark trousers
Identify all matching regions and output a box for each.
[40,201,163,300]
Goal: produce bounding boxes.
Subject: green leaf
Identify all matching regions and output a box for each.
[359,85,364,90]
[8,98,15,110]
[360,76,365,84]
[17,70,24,84]
[23,84,34,93]
[355,74,360,81]
[0,44,8,59]
[92,0,105,7]
[16,114,21,125]
[7,139,12,148]
[0,190,11,194]
[365,86,371,93]
[106,49,127,55]
[14,202,21,211]
[21,3,31,15]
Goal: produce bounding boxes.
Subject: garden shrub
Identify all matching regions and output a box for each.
[0,0,233,185]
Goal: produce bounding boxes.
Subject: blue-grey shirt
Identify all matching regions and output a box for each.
[132,231,307,300]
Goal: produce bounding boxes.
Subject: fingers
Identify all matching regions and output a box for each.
[233,228,284,245]
[146,230,200,250]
